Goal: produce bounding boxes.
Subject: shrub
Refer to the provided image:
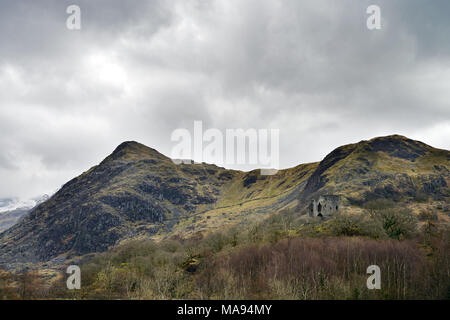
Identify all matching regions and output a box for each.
[418,210,438,222]
[363,199,396,210]
[326,213,386,239]
[370,209,417,240]
[204,232,227,252]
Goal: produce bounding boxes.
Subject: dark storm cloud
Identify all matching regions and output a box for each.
[0,0,449,198]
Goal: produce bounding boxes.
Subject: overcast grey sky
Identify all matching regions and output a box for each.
[0,0,449,198]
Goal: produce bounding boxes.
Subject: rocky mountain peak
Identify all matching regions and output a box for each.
[364,134,432,160]
[103,140,170,164]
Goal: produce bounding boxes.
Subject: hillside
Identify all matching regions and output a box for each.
[299,135,449,212]
[0,141,316,269]
[0,135,448,270]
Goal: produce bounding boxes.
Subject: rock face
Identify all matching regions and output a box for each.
[0,135,448,269]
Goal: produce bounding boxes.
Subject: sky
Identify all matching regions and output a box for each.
[0,0,449,199]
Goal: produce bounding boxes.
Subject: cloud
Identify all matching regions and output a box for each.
[0,0,449,198]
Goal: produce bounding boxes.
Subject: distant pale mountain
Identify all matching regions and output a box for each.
[0,135,448,269]
[0,195,50,233]
[0,198,36,213]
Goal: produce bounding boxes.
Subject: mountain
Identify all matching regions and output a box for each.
[0,141,316,268]
[299,135,449,207]
[0,135,448,269]
[0,195,50,233]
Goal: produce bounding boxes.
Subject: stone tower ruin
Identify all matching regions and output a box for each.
[309,195,341,218]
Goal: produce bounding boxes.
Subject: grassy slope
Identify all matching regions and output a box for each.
[160,162,318,239]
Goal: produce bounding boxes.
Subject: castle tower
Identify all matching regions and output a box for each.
[309,195,341,217]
